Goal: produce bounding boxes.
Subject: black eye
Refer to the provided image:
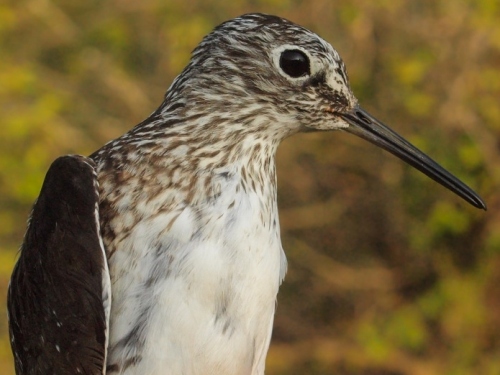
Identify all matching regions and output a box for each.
[279,49,310,78]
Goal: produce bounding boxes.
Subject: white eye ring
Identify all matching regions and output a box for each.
[271,45,316,81]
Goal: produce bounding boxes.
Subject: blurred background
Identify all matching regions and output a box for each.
[1,0,499,374]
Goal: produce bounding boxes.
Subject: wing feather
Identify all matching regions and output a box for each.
[8,155,111,375]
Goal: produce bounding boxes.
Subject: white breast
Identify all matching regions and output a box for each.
[106,168,287,375]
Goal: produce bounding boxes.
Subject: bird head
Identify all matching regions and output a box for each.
[160,13,485,209]
[171,14,356,133]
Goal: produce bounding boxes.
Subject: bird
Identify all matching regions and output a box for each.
[7,13,486,375]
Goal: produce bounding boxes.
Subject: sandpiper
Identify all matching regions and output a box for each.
[8,13,485,375]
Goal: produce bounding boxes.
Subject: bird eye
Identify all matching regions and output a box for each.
[279,49,310,78]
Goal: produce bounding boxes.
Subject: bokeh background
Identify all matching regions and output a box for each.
[1,0,499,374]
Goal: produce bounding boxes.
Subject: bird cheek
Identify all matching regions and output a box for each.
[314,116,350,131]
[301,110,349,131]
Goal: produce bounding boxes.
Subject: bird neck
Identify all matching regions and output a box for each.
[95,109,283,207]
[153,121,280,205]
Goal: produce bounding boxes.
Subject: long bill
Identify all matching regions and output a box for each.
[340,106,486,210]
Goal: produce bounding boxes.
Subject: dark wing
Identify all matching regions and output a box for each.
[8,155,111,375]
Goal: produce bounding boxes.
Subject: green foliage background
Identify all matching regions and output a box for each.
[1,0,499,374]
